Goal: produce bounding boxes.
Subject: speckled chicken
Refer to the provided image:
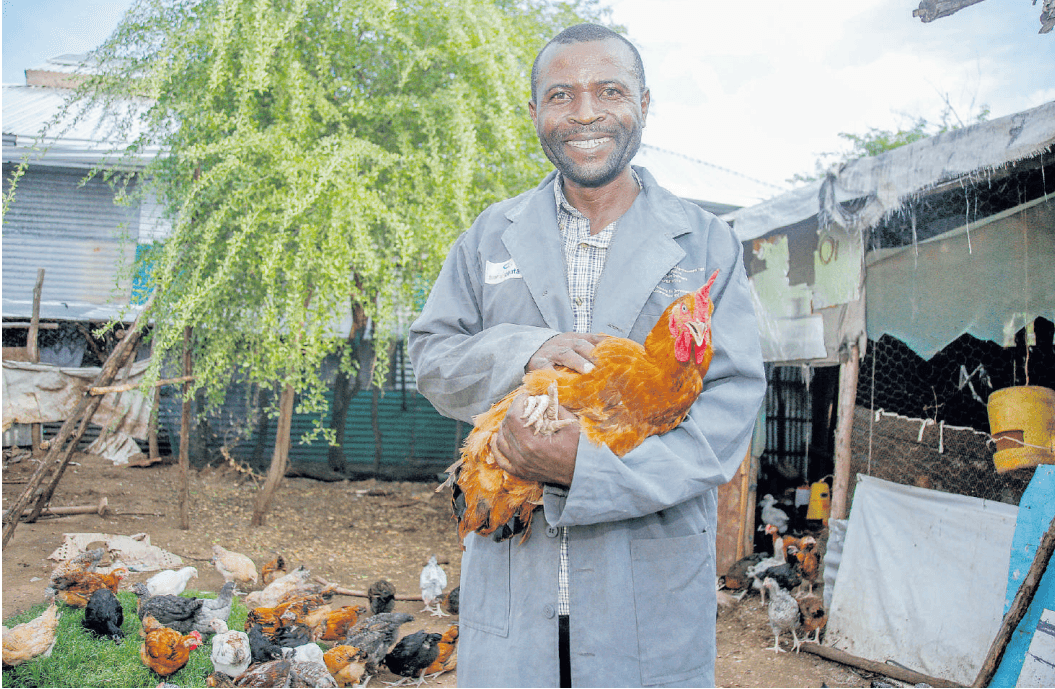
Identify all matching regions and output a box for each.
[797,593,827,644]
[367,579,396,615]
[212,545,258,591]
[231,658,292,687]
[147,567,199,597]
[51,567,129,607]
[762,578,802,653]
[289,660,338,687]
[344,612,415,682]
[2,603,60,667]
[323,644,368,688]
[82,588,125,641]
[209,619,251,678]
[192,582,237,635]
[46,547,105,594]
[139,615,203,677]
[132,582,206,634]
[419,555,448,616]
[384,630,442,686]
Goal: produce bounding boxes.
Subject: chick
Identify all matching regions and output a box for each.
[46,547,105,596]
[344,612,415,684]
[367,579,396,615]
[797,593,827,644]
[424,624,459,679]
[2,603,60,667]
[146,567,199,597]
[230,658,292,687]
[288,660,338,687]
[313,605,367,642]
[51,567,129,607]
[419,555,448,617]
[762,577,802,653]
[260,554,288,586]
[437,585,459,616]
[247,623,285,664]
[245,566,311,609]
[132,582,205,634]
[212,545,259,591]
[192,581,237,635]
[82,588,125,641]
[384,630,442,686]
[208,618,251,678]
[323,644,368,688]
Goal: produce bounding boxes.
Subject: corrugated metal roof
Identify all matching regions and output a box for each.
[632,144,786,213]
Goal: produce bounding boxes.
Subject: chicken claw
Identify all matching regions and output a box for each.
[521,382,574,435]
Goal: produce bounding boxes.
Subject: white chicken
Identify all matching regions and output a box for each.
[208,618,251,678]
[419,555,448,617]
[759,494,789,534]
[146,567,199,597]
[245,565,312,609]
[286,641,326,665]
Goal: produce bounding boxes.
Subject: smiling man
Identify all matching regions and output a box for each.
[409,23,766,688]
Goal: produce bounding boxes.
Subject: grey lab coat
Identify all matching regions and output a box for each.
[408,167,766,687]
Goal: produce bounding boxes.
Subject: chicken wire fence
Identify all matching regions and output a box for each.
[847,318,1054,511]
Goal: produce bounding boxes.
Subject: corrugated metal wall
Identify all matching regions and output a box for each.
[2,165,139,320]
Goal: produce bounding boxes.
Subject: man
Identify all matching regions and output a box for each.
[409,23,765,687]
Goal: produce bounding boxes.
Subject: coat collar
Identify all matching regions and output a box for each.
[501,166,691,338]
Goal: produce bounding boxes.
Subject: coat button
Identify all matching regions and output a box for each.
[545,526,559,538]
[543,604,555,618]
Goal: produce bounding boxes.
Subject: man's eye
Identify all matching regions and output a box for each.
[602,88,621,97]
[550,92,570,102]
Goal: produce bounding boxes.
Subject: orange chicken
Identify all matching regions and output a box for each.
[139,615,202,677]
[441,270,720,542]
[260,553,288,586]
[324,644,368,687]
[51,567,129,607]
[314,605,368,642]
[794,536,822,594]
[424,624,459,677]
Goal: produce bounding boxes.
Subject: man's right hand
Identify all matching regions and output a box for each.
[526,332,608,374]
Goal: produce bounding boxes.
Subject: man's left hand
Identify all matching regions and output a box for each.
[491,392,578,487]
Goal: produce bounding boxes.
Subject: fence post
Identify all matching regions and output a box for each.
[830,343,860,520]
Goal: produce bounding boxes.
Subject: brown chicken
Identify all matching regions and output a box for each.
[51,567,129,607]
[2,603,61,667]
[423,624,459,678]
[764,524,804,564]
[47,547,105,588]
[314,605,368,642]
[442,270,720,542]
[794,537,821,594]
[212,545,258,590]
[260,554,288,586]
[139,615,203,677]
[323,645,367,687]
[797,593,827,644]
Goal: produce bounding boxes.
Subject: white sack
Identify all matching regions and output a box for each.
[825,475,1018,685]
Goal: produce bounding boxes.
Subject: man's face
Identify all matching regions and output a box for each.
[529,38,649,189]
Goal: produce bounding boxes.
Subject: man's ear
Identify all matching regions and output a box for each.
[528,98,537,127]
[640,88,650,124]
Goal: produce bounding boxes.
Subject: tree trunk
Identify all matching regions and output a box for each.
[29,268,44,457]
[252,383,295,526]
[148,388,160,460]
[327,301,369,473]
[251,384,273,468]
[179,326,192,530]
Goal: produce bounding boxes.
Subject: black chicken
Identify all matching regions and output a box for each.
[384,630,442,685]
[131,582,204,634]
[247,623,285,664]
[439,586,459,616]
[367,579,396,615]
[344,612,415,681]
[82,588,124,641]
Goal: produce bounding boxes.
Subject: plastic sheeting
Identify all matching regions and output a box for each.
[825,475,1019,685]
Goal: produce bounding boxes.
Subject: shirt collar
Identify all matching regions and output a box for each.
[553,168,643,218]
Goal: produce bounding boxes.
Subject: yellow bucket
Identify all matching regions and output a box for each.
[987,386,1055,473]
[806,480,831,521]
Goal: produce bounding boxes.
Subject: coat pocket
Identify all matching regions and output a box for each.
[459,534,511,637]
[629,531,714,685]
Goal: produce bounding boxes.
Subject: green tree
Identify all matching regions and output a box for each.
[26,0,614,522]
[787,97,990,185]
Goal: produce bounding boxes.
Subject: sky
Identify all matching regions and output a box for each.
[3,0,1054,189]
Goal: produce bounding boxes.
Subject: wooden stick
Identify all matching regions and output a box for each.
[179,326,192,531]
[90,375,196,396]
[799,643,962,687]
[830,343,860,521]
[29,269,44,457]
[3,497,109,520]
[2,322,59,329]
[2,294,154,548]
[313,576,424,601]
[972,514,1055,687]
[148,387,160,460]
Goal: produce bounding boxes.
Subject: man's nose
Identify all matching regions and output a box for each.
[569,94,604,125]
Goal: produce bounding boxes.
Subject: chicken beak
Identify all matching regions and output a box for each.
[687,321,708,348]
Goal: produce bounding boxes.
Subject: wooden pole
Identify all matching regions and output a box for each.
[2,294,154,548]
[179,326,192,530]
[800,643,962,687]
[251,383,295,526]
[972,515,1055,687]
[29,269,44,457]
[736,447,754,561]
[829,343,860,521]
[148,388,160,460]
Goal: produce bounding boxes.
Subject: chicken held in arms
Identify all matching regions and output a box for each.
[440,269,720,543]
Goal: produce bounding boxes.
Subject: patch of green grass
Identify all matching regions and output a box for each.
[3,589,249,688]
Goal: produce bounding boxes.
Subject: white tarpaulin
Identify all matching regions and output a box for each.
[825,475,1019,685]
[1,359,152,439]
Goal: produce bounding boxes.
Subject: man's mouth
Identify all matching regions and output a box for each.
[566,137,612,150]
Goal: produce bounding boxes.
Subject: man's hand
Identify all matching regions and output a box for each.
[491,393,578,487]
[527,332,608,373]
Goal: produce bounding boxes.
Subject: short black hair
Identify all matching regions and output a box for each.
[530,23,646,103]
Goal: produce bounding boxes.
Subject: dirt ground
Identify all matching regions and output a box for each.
[3,450,881,688]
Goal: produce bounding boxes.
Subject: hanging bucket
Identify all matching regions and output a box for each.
[806,480,831,522]
[987,386,1055,473]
